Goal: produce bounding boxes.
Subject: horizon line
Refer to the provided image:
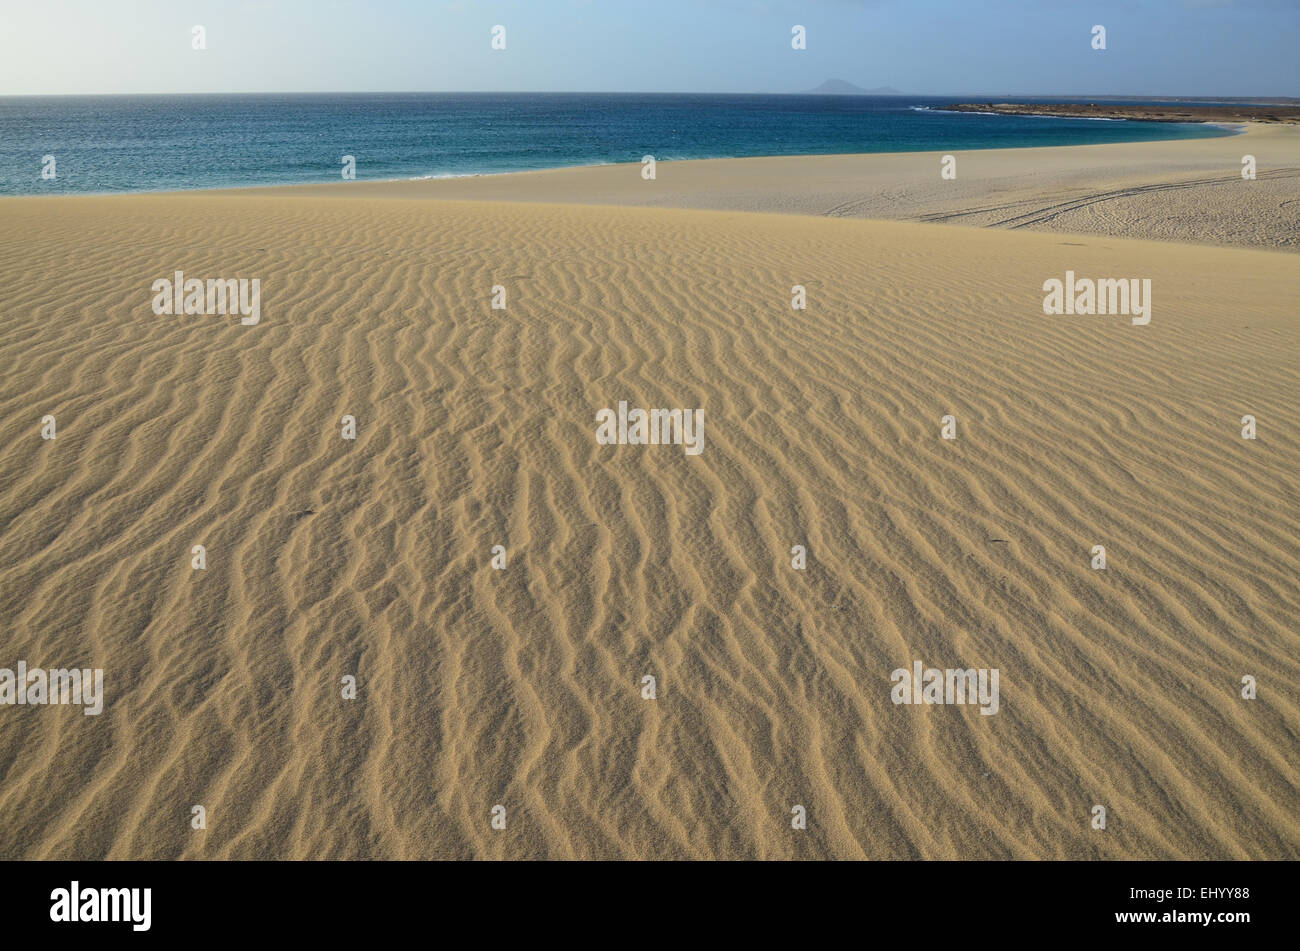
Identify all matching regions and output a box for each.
[1,90,1296,100]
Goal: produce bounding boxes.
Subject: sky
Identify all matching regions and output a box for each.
[0,0,1296,97]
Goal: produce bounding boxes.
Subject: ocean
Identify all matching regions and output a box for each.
[0,93,1238,196]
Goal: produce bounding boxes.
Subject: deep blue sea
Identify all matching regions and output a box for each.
[0,93,1240,196]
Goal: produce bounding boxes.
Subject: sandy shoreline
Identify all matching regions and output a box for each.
[18,122,1297,250]
[1,132,1297,859]
[177,121,1294,251]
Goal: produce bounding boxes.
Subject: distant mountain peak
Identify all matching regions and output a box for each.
[805,79,903,96]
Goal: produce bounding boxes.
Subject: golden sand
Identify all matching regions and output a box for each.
[0,136,1297,859]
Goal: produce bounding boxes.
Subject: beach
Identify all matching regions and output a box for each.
[0,128,1297,860]
[250,121,1300,250]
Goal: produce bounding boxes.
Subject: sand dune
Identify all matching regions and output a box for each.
[0,184,1297,859]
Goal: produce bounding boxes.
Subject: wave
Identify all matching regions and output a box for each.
[402,160,618,182]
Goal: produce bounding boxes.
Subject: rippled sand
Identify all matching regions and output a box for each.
[0,157,1297,858]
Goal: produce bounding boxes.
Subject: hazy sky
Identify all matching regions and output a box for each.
[1,0,1296,97]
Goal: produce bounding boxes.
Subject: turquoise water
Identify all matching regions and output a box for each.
[0,93,1237,196]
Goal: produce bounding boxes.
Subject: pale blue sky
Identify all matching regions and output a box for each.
[1,0,1295,96]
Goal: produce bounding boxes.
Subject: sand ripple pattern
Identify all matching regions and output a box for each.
[0,195,1296,859]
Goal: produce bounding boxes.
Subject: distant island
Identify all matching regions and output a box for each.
[804,79,903,96]
[940,102,1300,124]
